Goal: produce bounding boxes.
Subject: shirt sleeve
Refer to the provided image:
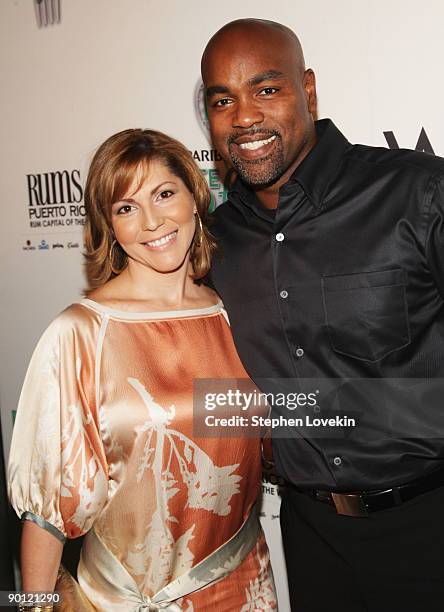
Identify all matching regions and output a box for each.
[425,174,444,299]
[8,313,108,541]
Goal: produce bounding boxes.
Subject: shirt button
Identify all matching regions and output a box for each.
[295,347,304,358]
[280,290,288,299]
[276,233,285,242]
[333,456,342,467]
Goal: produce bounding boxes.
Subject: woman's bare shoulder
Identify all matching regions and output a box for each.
[85,278,125,309]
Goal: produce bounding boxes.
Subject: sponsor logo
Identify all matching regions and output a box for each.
[26,169,85,231]
[191,149,222,163]
[258,511,280,520]
[38,239,49,251]
[200,168,229,212]
[193,79,232,210]
[383,127,435,154]
[52,242,64,249]
[194,79,210,141]
[67,241,79,249]
[22,239,36,251]
[34,0,61,27]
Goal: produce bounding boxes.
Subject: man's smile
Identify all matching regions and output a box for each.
[230,134,278,160]
[238,135,276,150]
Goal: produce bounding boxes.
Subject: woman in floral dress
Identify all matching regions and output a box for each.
[8,129,277,611]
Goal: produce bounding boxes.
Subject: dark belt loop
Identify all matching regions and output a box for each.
[392,486,402,505]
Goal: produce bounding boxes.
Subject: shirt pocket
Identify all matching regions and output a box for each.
[321,268,411,362]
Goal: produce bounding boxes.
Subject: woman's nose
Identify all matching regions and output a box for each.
[142,205,164,231]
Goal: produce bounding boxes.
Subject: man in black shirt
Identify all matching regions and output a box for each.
[201,18,444,612]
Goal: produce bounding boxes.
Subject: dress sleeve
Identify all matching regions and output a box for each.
[8,312,108,541]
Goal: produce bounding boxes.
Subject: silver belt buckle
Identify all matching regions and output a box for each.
[331,492,368,517]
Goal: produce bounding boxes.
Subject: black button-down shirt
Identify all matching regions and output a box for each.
[210,119,444,490]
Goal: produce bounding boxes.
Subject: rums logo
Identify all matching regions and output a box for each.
[26,169,85,230]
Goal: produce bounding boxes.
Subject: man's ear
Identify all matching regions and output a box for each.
[304,69,317,118]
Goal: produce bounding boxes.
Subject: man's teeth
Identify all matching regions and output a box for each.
[239,135,276,150]
[145,231,177,247]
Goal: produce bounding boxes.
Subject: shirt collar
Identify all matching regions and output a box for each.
[286,118,351,208]
[229,119,351,216]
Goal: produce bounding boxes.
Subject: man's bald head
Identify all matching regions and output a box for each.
[201,18,306,81]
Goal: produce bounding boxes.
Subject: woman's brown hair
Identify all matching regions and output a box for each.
[84,129,216,288]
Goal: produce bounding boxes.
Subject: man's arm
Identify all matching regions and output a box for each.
[425,174,444,299]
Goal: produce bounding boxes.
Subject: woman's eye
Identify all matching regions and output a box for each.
[116,204,134,215]
[158,190,174,200]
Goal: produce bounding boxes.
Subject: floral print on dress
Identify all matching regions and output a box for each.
[124,377,242,589]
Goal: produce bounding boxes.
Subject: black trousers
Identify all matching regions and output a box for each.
[280,483,444,612]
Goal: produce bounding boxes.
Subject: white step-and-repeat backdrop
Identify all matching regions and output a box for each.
[1,1,444,608]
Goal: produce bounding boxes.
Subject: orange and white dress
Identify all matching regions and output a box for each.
[8,299,276,611]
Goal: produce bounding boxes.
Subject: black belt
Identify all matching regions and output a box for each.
[288,467,444,517]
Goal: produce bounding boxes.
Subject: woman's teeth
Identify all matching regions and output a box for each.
[145,231,177,247]
[239,135,276,150]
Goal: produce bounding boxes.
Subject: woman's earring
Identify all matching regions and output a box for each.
[194,211,203,248]
[109,239,126,275]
